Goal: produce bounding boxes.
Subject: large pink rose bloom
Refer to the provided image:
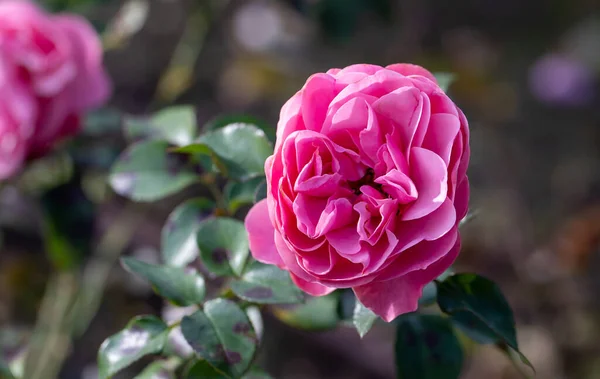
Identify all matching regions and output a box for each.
[0,0,111,179]
[245,64,470,321]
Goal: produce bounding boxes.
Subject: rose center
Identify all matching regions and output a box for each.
[347,168,387,196]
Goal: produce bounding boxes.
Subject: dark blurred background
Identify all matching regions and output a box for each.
[2,0,600,378]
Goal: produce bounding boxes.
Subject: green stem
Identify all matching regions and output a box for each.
[200,173,228,215]
[68,205,148,336]
[23,205,146,379]
[22,272,77,379]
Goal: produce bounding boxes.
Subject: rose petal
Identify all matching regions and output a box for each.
[422,113,461,165]
[301,73,336,132]
[353,237,460,322]
[386,63,438,83]
[403,147,448,220]
[374,169,418,203]
[454,177,470,221]
[330,69,412,113]
[372,86,422,156]
[429,91,458,116]
[290,273,336,296]
[316,197,354,236]
[294,194,328,238]
[299,244,334,275]
[275,92,303,152]
[327,225,362,256]
[274,231,314,282]
[54,15,112,109]
[245,199,285,268]
[336,64,383,76]
[0,120,26,179]
[376,225,458,281]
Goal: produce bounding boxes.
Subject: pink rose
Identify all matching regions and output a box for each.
[0,0,111,179]
[245,64,470,322]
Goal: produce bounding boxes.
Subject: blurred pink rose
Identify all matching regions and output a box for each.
[0,0,111,179]
[245,63,470,321]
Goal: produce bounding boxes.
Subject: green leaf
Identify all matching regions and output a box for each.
[204,115,275,143]
[183,360,225,378]
[242,367,274,379]
[196,217,249,277]
[224,177,265,214]
[230,261,304,304]
[125,106,197,146]
[198,123,273,181]
[162,198,215,267]
[272,293,340,331]
[181,299,258,378]
[121,257,205,306]
[436,274,534,373]
[419,269,454,307]
[98,316,170,379]
[109,140,198,202]
[337,289,356,321]
[353,299,378,338]
[253,181,267,204]
[134,360,176,379]
[395,314,463,379]
[433,72,457,92]
[0,359,15,379]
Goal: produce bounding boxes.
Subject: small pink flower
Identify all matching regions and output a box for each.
[245,63,470,322]
[0,0,111,179]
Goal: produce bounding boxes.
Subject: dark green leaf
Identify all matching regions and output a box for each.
[242,367,274,379]
[184,360,226,378]
[109,140,198,202]
[125,106,197,146]
[433,72,456,92]
[171,143,212,155]
[134,360,176,379]
[162,198,215,267]
[224,177,265,214]
[98,316,169,379]
[337,289,356,320]
[273,293,340,331]
[419,269,454,307]
[253,181,267,204]
[436,274,534,373]
[171,143,217,174]
[181,299,258,378]
[121,258,205,306]
[353,299,378,338]
[198,123,272,181]
[83,108,122,135]
[395,314,463,379]
[40,172,95,270]
[230,261,304,304]
[196,217,249,277]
